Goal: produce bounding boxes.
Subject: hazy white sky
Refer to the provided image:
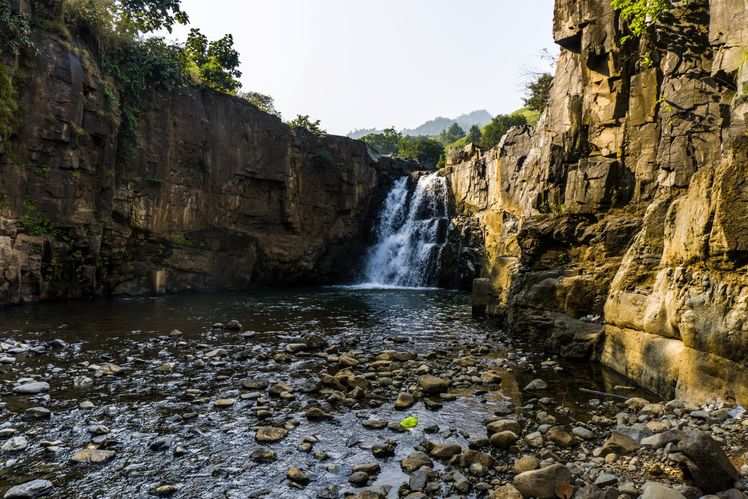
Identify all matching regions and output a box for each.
[170,0,557,135]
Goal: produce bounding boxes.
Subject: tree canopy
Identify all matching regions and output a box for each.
[523,73,553,112]
[468,125,482,145]
[396,136,444,168]
[480,113,528,149]
[288,115,326,136]
[438,123,465,145]
[183,28,242,94]
[240,91,281,118]
[361,128,402,155]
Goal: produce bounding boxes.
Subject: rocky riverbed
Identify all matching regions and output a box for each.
[0,289,747,498]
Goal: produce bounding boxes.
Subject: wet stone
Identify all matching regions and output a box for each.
[3,479,54,498]
[250,448,277,463]
[286,466,310,486]
[395,392,416,410]
[13,382,50,395]
[70,448,116,464]
[401,451,433,473]
[255,426,288,443]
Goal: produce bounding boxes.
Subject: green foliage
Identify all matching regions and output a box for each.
[361,127,402,155]
[183,28,242,94]
[21,200,53,236]
[438,123,465,145]
[467,125,482,145]
[239,91,281,118]
[119,0,189,34]
[480,113,528,149]
[0,0,34,56]
[288,115,326,136]
[63,0,187,40]
[0,62,17,141]
[611,0,670,39]
[104,37,188,156]
[523,73,553,112]
[397,136,444,168]
[514,107,541,127]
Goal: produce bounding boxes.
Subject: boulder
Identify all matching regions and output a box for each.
[513,464,572,499]
[675,430,739,493]
[418,375,449,395]
[3,480,54,498]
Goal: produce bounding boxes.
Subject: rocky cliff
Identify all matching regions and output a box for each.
[448,0,748,404]
[0,4,406,305]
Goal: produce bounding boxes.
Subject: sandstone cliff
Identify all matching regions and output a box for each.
[448,0,748,404]
[0,5,406,304]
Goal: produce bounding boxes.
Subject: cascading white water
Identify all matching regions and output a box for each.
[361,172,450,287]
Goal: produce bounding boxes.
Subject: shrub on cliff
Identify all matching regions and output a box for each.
[523,73,553,112]
[240,91,281,118]
[0,0,34,57]
[183,28,242,95]
[288,115,326,137]
[480,113,528,149]
[611,0,670,39]
[0,62,17,142]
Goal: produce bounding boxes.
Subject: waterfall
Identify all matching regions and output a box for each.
[361,172,450,288]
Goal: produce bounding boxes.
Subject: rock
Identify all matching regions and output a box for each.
[676,430,739,493]
[409,467,433,491]
[572,427,594,440]
[70,448,116,464]
[487,419,522,435]
[214,398,236,408]
[3,480,54,498]
[490,431,519,449]
[250,448,277,463]
[372,440,397,458]
[225,320,243,331]
[1,436,28,452]
[547,427,574,447]
[641,430,681,449]
[395,392,415,410]
[255,426,288,443]
[304,407,333,421]
[352,463,381,475]
[13,382,49,395]
[640,482,686,499]
[514,455,540,473]
[430,443,462,460]
[401,451,433,473]
[24,408,51,419]
[513,464,572,499]
[490,484,523,499]
[524,379,548,391]
[599,432,639,456]
[153,485,178,496]
[287,467,310,485]
[524,431,544,448]
[418,375,449,395]
[349,472,369,486]
[594,472,618,487]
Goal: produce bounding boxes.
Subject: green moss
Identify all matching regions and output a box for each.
[20,200,54,236]
[0,62,18,142]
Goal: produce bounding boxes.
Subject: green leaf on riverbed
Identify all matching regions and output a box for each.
[400,415,418,429]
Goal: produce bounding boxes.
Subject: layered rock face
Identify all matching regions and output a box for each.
[448,0,748,403]
[0,12,402,304]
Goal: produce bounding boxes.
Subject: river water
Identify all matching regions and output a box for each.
[0,287,647,498]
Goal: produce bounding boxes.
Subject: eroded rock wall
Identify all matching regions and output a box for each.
[448,0,748,403]
[0,20,399,304]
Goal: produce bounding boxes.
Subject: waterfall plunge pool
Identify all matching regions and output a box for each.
[0,287,654,498]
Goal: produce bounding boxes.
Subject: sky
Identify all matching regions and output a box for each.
[169,0,557,135]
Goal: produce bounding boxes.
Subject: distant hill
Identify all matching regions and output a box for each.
[347,110,493,139]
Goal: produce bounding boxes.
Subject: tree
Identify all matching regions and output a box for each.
[119,0,189,33]
[361,127,402,155]
[468,125,482,145]
[480,113,528,149]
[397,136,444,168]
[183,28,242,94]
[523,73,553,112]
[240,91,281,118]
[288,115,326,136]
[611,0,670,39]
[439,123,465,145]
